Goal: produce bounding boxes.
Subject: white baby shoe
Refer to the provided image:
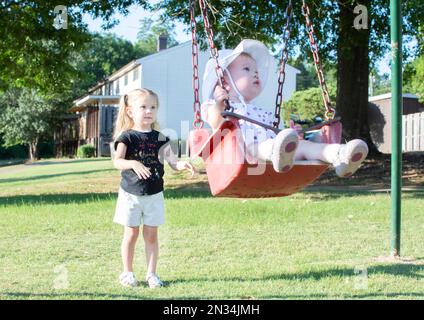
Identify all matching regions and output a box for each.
[333,139,369,177]
[271,128,299,173]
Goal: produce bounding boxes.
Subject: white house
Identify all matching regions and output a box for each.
[71,39,300,156]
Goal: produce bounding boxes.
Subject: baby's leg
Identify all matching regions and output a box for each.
[296,139,368,177]
[295,140,340,163]
[249,129,298,173]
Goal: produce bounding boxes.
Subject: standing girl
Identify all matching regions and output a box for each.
[113,88,195,288]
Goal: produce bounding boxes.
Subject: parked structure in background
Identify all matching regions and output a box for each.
[62,36,300,157]
[368,93,424,153]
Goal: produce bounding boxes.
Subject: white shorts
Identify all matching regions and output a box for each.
[113,188,165,227]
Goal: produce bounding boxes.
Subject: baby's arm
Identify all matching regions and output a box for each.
[204,86,229,130]
[113,142,151,179]
[160,144,196,176]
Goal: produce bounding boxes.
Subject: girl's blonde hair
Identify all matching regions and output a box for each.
[113,88,160,140]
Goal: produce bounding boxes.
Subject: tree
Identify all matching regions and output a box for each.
[283,85,337,124]
[369,71,391,96]
[0,89,57,161]
[72,33,141,97]
[288,57,318,91]
[288,57,337,91]
[404,55,424,102]
[158,0,424,146]
[134,17,179,56]
[0,0,150,94]
[0,0,150,157]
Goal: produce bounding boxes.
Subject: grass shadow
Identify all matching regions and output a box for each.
[166,263,423,296]
[0,187,212,206]
[26,158,111,166]
[0,291,153,300]
[0,192,118,206]
[1,264,423,300]
[0,169,115,184]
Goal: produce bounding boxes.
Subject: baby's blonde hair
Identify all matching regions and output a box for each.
[113,88,160,140]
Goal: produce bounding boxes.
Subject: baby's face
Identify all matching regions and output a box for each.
[225,54,261,103]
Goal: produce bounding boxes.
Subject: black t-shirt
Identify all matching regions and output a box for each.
[114,129,170,196]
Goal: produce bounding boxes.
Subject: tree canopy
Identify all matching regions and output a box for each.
[404,55,424,102]
[0,0,150,93]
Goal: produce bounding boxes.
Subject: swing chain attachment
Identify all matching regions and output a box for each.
[274,0,293,129]
[198,0,233,112]
[190,0,203,129]
[302,0,335,120]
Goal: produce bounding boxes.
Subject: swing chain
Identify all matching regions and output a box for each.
[302,0,335,120]
[198,0,232,112]
[274,0,293,129]
[190,0,203,128]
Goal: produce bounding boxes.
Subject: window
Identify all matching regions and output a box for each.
[116,80,120,94]
[133,68,139,81]
[124,74,128,86]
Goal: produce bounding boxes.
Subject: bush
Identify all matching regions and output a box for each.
[77,144,96,158]
[283,85,337,125]
[0,144,28,159]
[38,140,55,158]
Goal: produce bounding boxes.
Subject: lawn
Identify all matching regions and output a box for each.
[0,158,423,300]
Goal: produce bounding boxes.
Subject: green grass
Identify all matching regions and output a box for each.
[0,158,423,300]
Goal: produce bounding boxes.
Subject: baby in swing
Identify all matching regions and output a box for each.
[201,39,368,177]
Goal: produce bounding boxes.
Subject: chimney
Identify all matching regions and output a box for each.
[157,34,168,52]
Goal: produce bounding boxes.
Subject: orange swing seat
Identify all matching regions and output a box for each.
[190,118,342,198]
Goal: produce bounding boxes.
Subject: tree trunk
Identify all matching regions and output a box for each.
[336,1,377,153]
[28,139,38,162]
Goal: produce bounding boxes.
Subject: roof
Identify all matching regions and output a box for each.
[369,93,418,102]
[71,95,120,112]
[107,60,140,82]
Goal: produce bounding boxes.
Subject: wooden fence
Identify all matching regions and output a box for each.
[403,112,424,152]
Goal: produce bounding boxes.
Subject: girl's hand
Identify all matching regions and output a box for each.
[213,85,230,110]
[131,161,151,180]
[176,161,196,177]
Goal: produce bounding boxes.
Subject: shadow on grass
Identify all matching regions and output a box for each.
[165,263,424,299]
[0,291,152,300]
[2,263,423,299]
[166,263,423,283]
[0,169,115,184]
[302,189,424,201]
[0,186,212,207]
[0,192,118,206]
[26,158,111,166]
[3,290,423,300]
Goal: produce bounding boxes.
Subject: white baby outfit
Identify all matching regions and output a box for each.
[201,100,277,146]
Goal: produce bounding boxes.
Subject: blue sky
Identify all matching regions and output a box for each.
[83,4,392,75]
[83,4,191,44]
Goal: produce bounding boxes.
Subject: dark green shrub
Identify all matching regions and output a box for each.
[77,144,96,158]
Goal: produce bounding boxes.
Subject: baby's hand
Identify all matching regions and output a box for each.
[213,85,230,109]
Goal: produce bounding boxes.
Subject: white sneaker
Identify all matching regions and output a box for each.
[119,272,139,287]
[271,128,299,173]
[146,272,164,288]
[333,139,369,177]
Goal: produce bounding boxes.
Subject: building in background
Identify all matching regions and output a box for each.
[368,93,424,153]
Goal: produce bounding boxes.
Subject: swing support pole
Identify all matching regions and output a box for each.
[390,0,402,257]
